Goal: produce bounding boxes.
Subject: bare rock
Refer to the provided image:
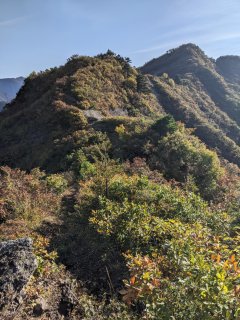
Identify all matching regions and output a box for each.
[33,297,49,316]
[0,238,37,318]
[58,280,78,317]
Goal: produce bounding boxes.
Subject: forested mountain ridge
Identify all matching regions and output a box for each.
[0,45,240,171]
[1,46,240,319]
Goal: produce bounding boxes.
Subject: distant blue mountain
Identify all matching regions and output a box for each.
[0,77,24,110]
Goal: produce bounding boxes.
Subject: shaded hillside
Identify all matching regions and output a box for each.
[0,77,24,110]
[0,101,5,111]
[141,44,240,165]
[216,55,240,85]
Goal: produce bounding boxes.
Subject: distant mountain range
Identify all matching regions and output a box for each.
[0,44,240,170]
[0,77,24,110]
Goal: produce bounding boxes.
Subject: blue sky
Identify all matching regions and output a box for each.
[0,0,240,78]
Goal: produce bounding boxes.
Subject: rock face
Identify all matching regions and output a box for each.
[0,238,37,318]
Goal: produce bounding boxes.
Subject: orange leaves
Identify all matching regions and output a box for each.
[121,253,162,306]
[121,229,240,318]
[130,276,136,285]
[226,254,239,273]
[152,278,161,287]
[217,254,221,263]
[120,272,161,306]
[229,254,238,271]
[211,251,240,275]
[120,273,139,305]
[233,261,238,272]
[211,253,221,263]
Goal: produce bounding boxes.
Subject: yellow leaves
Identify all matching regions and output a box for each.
[133,258,142,267]
[223,260,229,270]
[216,271,225,282]
[115,124,126,136]
[32,234,60,277]
[200,290,207,298]
[222,285,228,294]
[142,272,151,281]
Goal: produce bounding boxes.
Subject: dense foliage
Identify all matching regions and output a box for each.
[1,47,240,319]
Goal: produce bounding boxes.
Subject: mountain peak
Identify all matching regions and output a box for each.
[141,43,214,77]
[168,43,203,53]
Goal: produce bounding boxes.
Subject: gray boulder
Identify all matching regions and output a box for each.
[0,238,37,318]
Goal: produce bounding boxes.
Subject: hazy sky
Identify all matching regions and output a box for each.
[1,0,240,78]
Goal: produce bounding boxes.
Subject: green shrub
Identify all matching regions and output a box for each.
[154,127,223,198]
[123,230,240,319]
[151,115,178,137]
[46,174,68,194]
[123,76,137,90]
[0,166,61,225]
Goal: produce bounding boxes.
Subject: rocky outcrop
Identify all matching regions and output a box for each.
[0,238,37,318]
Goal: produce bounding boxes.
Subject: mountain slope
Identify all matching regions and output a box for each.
[0,77,24,110]
[141,43,240,122]
[216,55,240,85]
[141,43,240,165]
[1,47,240,320]
[0,45,240,171]
[0,53,160,171]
